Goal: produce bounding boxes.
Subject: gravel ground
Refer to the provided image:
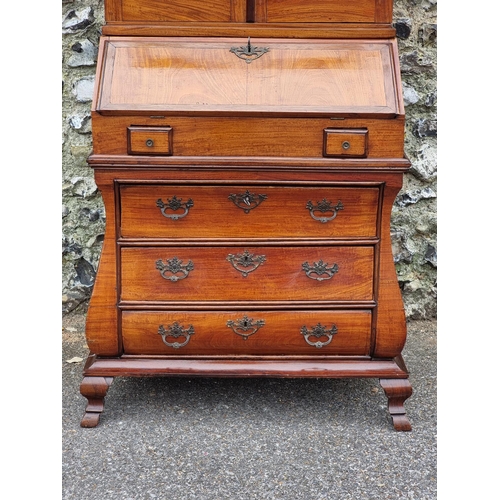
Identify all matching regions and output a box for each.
[62,315,437,499]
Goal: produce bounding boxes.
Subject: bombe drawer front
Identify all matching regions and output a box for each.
[121,309,373,356]
[119,184,380,240]
[120,246,375,303]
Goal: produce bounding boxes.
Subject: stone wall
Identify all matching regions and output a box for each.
[61,0,437,319]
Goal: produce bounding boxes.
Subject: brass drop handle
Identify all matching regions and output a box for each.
[302,260,339,281]
[306,199,344,223]
[156,196,194,220]
[156,257,194,282]
[146,139,154,147]
[301,323,338,348]
[227,315,265,340]
[158,322,194,349]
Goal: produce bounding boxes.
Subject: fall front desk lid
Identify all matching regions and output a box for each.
[95,37,402,118]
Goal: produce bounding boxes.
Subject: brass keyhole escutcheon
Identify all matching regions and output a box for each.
[342,141,350,150]
[146,139,154,147]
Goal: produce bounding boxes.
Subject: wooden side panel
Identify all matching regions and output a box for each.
[84,174,120,356]
[121,309,373,355]
[372,173,407,358]
[105,0,123,21]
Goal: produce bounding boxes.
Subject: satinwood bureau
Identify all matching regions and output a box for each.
[80,0,413,430]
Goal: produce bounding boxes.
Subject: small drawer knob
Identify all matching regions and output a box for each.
[145,139,154,147]
[342,141,351,150]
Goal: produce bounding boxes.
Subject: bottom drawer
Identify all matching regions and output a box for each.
[121,310,372,356]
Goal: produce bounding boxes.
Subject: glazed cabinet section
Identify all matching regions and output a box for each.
[117,180,381,357]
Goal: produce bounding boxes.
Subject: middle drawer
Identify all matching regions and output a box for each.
[119,184,380,239]
[120,246,374,302]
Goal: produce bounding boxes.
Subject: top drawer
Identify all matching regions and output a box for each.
[119,183,380,239]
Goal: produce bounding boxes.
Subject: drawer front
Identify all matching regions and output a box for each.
[120,246,374,302]
[323,129,367,158]
[119,185,380,239]
[128,127,173,155]
[121,310,372,355]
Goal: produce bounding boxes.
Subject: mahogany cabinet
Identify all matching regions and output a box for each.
[80,0,413,430]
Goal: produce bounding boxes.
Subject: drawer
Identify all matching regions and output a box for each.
[120,246,374,302]
[127,127,173,155]
[323,129,368,158]
[121,310,372,356]
[119,184,380,239]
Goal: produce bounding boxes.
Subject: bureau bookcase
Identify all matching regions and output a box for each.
[80,0,413,430]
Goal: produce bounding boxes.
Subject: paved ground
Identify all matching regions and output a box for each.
[62,314,437,499]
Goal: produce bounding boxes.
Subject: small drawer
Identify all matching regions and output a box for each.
[127,126,173,155]
[120,246,375,303]
[121,310,372,356]
[323,129,368,158]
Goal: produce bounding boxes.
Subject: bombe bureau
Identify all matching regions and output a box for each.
[80,0,413,430]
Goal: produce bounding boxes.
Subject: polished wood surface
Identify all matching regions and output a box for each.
[324,129,368,157]
[81,0,412,430]
[121,309,372,355]
[117,0,244,22]
[262,0,381,23]
[105,0,393,24]
[91,115,406,158]
[120,245,375,302]
[127,126,173,155]
[119,184,380,239]
[97,37,399,117]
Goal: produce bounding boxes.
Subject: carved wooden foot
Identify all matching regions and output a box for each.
[380,378,412,431]
[80,376,114,428]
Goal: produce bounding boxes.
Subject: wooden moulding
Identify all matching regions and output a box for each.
[83,354,409,379]
[101,23,396,39]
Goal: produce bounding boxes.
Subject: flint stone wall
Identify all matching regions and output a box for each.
[62,0,437,319]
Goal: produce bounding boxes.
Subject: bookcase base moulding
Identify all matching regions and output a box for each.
[80,0,413,430]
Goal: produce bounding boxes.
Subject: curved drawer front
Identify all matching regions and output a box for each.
[119,184,380,239]
[120,246,374,302]
[121,310,372,356]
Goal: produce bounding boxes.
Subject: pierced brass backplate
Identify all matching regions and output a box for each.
[230,37,269,64]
